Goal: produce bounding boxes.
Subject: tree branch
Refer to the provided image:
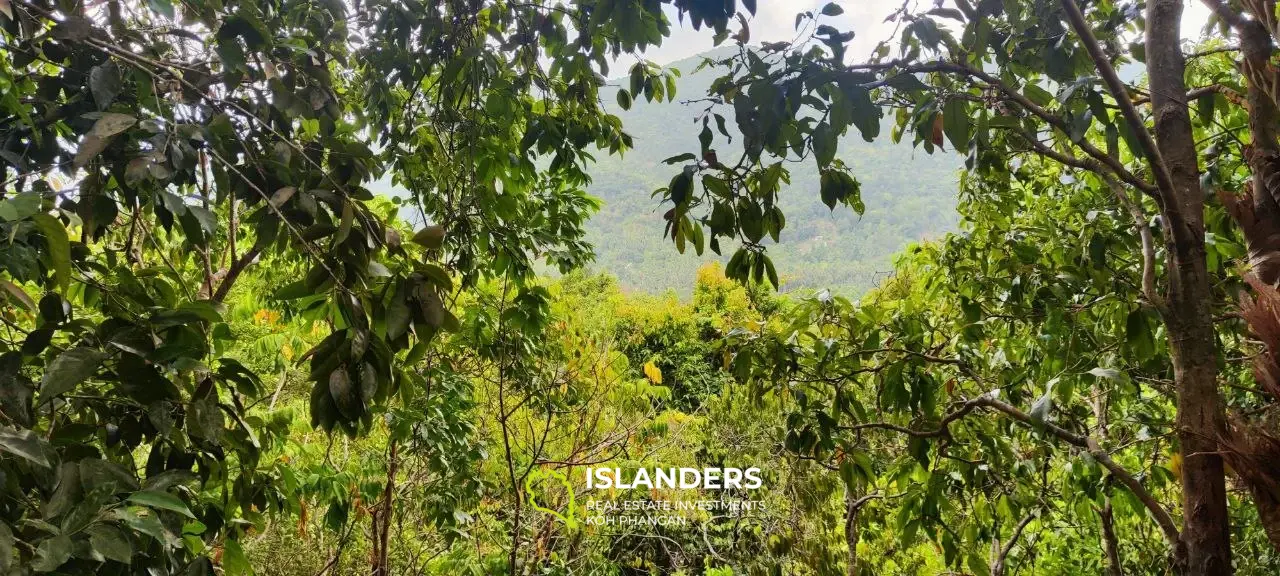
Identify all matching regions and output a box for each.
[211,247,261,304]
[991,511,1037,576]
[972,396,1182,547]
[1199,0,1244,30]
[880,61,1157,196]
[1131,84,1246,108]
[1060,0,1176,204]
[846,386,1182,550]
[840,398,981,438]
[1103,175,1164,310]
[999,125,1156,195]
[1099,494,1126,576]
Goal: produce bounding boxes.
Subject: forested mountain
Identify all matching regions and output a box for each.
[584,49,961,294]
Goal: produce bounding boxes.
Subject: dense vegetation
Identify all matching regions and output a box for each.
[580,49,960,295]
[3,0,1280,575]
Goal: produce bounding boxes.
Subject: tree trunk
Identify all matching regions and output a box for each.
[844,486,860,576]
[1146,0,1232,572]
[1099,497,1125,576]
[371,440,398,576]
[1093,383,1125,576]
[1204,0,1280,557]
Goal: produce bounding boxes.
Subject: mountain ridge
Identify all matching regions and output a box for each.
[581,48,962,295]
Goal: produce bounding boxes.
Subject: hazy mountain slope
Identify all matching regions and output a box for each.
[583,49,962,295]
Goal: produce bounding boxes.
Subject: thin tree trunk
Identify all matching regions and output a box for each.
[1099,498,1125,576]
[371,440,398,576]
[844,486,860,576]
[1146,0,1231,572]
[991,513,1034,576]
[268,366,288,410]
[212,246,261,303]
[1093,384,1125,576]
[499,372,522,576]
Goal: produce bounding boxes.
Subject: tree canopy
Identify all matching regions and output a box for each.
[3,0,1280,575]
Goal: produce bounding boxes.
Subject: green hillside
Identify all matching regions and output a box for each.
[583,49,962,295]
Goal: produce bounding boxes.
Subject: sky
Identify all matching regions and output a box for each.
[636,0,1216,66]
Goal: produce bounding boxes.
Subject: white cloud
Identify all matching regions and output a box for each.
[637,0,901,66]
[635,0,1216,68]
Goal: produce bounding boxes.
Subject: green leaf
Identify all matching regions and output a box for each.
[89,61,122,110]
[662,153,697,165]
[128,490,196,518]
[738,200,764,243]
[31,213,70,292]
[186,558,214,576]
[820,2,844,16]
[845,85,879,142]
[1069,108,1094,142]
[79,458,139,495]
[39,347,106,404]
[187,206,217,236]
[703,175,731,199]
[179,207,210,246]
[699,124,713,153]
[0,279,35,311]
[420,263,453,290]
[726,248,748,281]
[186,397,223,444]
[223,539,253,575]
[1125,309,1155,359]
[39,293,66,323]
[886,72,929,93]
[669,171,694,206]
[0,426,51,467]
[1196,91,1215,125]
[942,98,970,151]
[335,200,354,245]
[838,459,858,492]
[813,122,836,168]
[329,369,360,420]
[629,64,644,95]
[113,507,177,548]
[967,552,992,576]
[386,291,411,341]
[763,254,779,290]
[44,462,81,519]
[714,113,730,138]
[88,524,133,564]
[273,280,312,300]
[0,191,41,222]
[616,89,632,111]
[32,534,72,572]
[820,171,840,210]
[1022,82,1054,107]
[324,500,349,532]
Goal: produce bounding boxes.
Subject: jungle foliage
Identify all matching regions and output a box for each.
[3,0,1280,575]
[576,48,960,296]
